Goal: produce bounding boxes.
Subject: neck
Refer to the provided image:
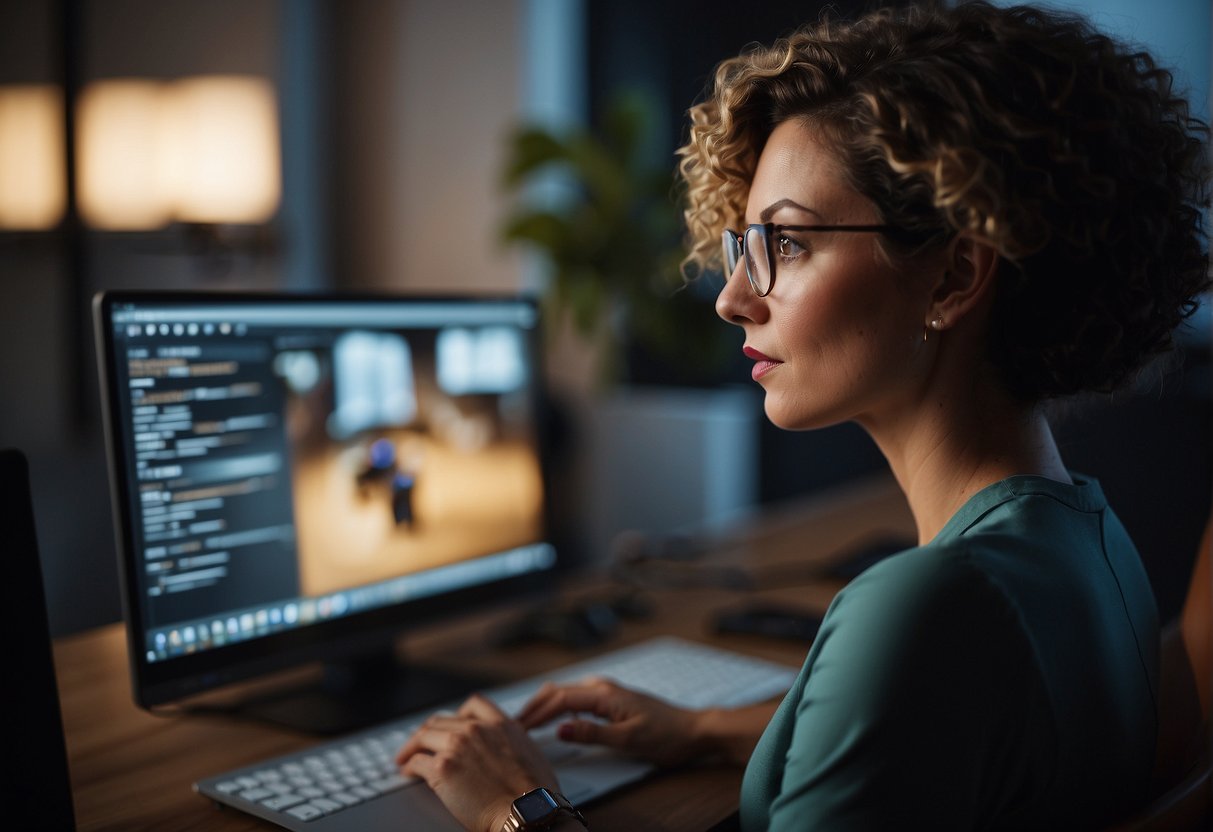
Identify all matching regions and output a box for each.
[861,376,1070,546]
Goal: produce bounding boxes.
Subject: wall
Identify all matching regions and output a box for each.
[993,1,1211,120]
[330,0,527,295]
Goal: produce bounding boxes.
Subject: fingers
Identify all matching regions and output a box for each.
[517,680,620,729]
[396,719,460,766]
[457,693,507,722]
[399,746,436,782]
[396,694,511,767]
[556,717,627,748]
[400,683,628,771]
[515,681,559,725]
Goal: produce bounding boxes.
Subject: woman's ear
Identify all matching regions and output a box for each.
[927,235,1000,330]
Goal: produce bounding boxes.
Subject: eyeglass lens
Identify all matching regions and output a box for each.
[721,228,773,295]
[743,226,772,295]
[722,230,740,276]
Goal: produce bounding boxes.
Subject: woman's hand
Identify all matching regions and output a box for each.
[516,678,704,768]
[395,694,558,832]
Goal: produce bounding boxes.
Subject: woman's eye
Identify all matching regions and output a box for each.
[776,234,806,259]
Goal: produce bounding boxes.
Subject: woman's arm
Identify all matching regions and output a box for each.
[519,680,779,767]
[692,701,782,767]
[395,682,782,831]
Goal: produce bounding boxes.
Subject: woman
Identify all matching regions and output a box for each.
[396,2,1210,829]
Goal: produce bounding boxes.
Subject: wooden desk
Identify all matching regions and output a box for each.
[54,476,915,831]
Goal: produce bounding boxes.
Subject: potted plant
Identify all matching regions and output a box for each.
[499,92,732,387]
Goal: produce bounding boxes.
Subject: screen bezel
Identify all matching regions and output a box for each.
[94,290,557,709]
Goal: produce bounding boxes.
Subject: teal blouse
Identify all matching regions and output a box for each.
[739,476,1159,830]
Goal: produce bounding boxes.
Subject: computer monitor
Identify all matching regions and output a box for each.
[94,291,557,734]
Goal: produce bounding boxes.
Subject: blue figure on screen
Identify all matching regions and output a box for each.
[356,438,397,489]
[354,438,420,530]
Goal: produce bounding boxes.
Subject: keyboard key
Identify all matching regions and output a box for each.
[262,794,305,811]
[369,774,410,793]
[285,804,325,821]
[238,787,275,802]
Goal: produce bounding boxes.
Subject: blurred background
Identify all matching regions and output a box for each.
[0,0,1209,637]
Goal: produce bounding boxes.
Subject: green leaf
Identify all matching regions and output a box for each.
[500,211,572,253]
[501,128,573,187]
[563,134,629,212]
[498,89,733,384]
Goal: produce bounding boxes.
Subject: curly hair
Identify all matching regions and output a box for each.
[677,0,1210,401]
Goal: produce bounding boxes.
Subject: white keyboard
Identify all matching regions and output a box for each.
[195,636,798,831]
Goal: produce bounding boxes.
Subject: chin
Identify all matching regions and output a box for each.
[762,395,846,433]
[762,398,810,432]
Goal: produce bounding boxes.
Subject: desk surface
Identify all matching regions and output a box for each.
[55,476,915,832]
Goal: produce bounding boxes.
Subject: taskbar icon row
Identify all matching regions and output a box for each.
[144,594,350,663]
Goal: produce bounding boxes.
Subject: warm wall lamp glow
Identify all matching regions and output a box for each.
[76,79,169,230]
[77,75,281,230]
[160,76,281,225]
[0,84,67,230]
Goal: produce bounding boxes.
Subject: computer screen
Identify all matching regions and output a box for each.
[94,291,556,732]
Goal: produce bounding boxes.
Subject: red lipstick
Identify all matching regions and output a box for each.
[743,346,782,380]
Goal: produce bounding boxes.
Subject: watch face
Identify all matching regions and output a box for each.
[515,789,559,823]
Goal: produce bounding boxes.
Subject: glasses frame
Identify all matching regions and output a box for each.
[722,222,909,297]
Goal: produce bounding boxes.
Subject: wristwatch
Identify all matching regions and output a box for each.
[501,787,587,831]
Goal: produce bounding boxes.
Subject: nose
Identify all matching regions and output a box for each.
[716,257,766,326]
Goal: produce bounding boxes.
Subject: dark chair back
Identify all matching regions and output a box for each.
[1106,508,1212,831]
[0,448,76,829]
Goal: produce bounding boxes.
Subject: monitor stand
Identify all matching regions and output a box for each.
[228,652,499,736]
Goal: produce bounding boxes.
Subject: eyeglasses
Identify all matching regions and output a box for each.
[722,223,909,297]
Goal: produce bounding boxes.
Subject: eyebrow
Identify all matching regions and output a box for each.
[758,198,825,224]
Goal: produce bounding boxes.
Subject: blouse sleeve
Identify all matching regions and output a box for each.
[765,554,1052,831]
